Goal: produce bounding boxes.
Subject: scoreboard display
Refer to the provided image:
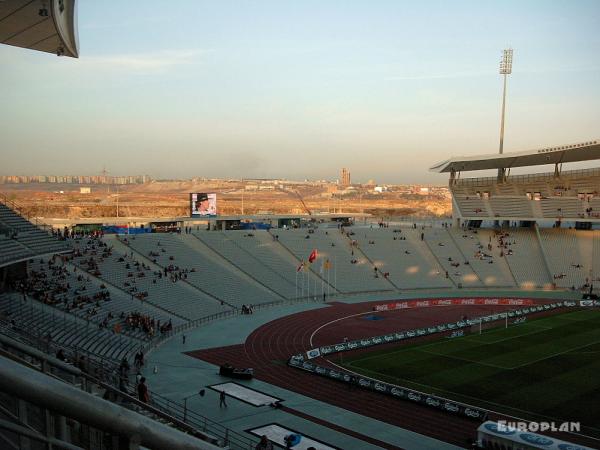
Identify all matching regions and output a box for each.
[190,193,217,216]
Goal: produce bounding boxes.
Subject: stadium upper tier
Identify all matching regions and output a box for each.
[451,167,600,220]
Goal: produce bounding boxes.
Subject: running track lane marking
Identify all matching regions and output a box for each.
[309,311,377,347]
[279,405,406,450]
[308,303,531,348]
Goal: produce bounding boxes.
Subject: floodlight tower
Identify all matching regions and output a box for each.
[498,48,513,154]
[498,48,513,180]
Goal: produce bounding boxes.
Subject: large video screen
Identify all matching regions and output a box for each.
[190,193,217,216]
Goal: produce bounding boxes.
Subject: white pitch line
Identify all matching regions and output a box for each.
[328,359,600,441]
[509,337,600,369]
[419,349,509,370]
[309,310,377,347]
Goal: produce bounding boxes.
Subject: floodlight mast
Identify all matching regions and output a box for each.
[498,48,513,180]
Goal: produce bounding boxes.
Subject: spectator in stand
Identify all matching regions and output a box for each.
[255,435,273,450]
[137,377,150,403]
[120,357,130,376]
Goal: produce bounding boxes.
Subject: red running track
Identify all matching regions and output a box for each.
[187,299,573,448]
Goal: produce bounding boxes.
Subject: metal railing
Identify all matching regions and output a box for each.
[0,314,123,383]
[453,166,600,187]
[0,351,223,450]
[0,331,258,449]
[0,193,57,234]
[148,391,258,450]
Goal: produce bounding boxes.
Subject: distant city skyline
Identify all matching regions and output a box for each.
[1,0,599,183]
[0,173,449,186]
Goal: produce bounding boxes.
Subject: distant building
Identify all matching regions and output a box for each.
[0,174,150,185]
[340,168,351,186]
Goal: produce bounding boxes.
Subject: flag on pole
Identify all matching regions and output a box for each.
[308,249,318,263]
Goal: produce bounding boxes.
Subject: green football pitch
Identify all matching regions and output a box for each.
[342,309,600,435]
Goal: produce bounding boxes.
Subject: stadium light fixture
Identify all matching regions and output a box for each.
[39,1,49,17]
[499,48,513,75]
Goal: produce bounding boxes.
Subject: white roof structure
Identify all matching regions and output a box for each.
[430,139,600,173]
[0,0,79,58]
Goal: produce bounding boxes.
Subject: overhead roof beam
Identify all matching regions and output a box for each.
[430,139,600,173]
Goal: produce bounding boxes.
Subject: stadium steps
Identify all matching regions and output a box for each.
[540,197,585,219]
[28,257,173,341]
[488,196,534,218]
[501,251,520,287]
[0,293,139,362]
[0,202,71,256]
[124,233,281,308]
[62,265,175,340]
[422,228,483,288]
[592,231,600,280]
[217,229,328,298]
[420,237,458,288]
[495,183,518,195]
[471,229,518,287]
[73,239,191,323]
[534,224,556,285]
[452,195,493,218]
[444,229,485,285]
[404,229,458,287]
[530,199,543,217]
[110,235,234,315]
[191,232,287,300]
[0,235,35,265]
[539,228,593,289]
[180,234,286,302]
[400,228,453,288]
[503,229,552,289]
[266,229,340,294]
[338,231,399,291]
[122,234,236,308]
[233,229,336,296]
[326,230,396,293]
[276,228,392,293]
[447,229,514,287]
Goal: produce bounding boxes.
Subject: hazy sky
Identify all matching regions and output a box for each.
[1,0,599,183]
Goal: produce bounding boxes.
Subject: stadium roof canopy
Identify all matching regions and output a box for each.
[0,0,79,58]
[430,139,600,173]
